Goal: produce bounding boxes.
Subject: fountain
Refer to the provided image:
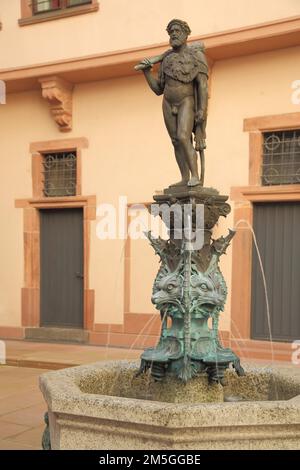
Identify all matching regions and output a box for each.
[40,19,300,450]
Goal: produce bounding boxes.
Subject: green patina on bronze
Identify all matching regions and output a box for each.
[136,189,245,385]
[42,412,51,450]
[136,20,244,385]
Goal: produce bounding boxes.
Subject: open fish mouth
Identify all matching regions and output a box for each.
[200,303,216,313]
[155,299,182,310]
[192,301,221,314]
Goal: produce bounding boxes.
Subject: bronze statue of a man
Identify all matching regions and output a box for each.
[137,19,208,187]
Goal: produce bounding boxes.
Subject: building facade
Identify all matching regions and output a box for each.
[0,0,300,361]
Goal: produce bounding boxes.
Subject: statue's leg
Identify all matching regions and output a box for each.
[177,98,200,187]
[162,98,189,185]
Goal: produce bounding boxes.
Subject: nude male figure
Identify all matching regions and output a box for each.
[139,19,208,187]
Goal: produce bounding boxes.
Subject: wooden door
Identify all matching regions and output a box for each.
[40,208,84,328]
[251,202,300,342]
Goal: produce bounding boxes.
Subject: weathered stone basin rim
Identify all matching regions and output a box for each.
[40,360,300,450]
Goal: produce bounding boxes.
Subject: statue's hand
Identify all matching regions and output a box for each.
[195,110,205,124]
[140,58,153,71]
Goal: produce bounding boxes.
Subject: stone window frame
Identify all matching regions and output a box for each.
[244,112,300,186]
[261,129,300,186]
[19,0,99,26]
[31,137,85,198]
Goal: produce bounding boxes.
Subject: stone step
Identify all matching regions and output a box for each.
[25,327,89,344]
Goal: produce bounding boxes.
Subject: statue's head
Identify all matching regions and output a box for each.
[152,268,183,310]
[190,269,227,317]
[166,19,191,49]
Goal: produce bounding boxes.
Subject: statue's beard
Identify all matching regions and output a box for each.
[170,38,183,48]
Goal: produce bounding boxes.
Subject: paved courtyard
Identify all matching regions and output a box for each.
[0,340,298,450]
[0,366,46,450]
[0,340,141,450]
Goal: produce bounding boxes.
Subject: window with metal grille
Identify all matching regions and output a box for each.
[262,130,300,186]
[33,0,92,14]
[43,152,77,197]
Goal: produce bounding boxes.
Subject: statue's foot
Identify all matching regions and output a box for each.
[169,179,189,187]
[187,177,201,187]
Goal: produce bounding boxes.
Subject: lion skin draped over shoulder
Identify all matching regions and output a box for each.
[159,42,208,87]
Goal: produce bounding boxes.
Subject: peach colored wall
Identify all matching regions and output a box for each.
[0,1,300,68]
[75,76,173,323]
[129,237,158,315]
[0,91,46,326]
[1,45,300,328]
[206,45,300,330]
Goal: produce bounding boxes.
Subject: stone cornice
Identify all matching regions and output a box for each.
[1,15,300,93]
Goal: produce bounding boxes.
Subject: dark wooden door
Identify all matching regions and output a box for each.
[251,202,300,342]
[40,208,84,328]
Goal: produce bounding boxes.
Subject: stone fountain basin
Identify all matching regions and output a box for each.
[40,360,300,450]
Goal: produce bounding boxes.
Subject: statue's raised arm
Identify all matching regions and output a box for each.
[135,19,208,187]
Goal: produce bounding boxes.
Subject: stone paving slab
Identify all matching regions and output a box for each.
[3,340,141,369]
[0,340,141,450]
[0,366,46,450]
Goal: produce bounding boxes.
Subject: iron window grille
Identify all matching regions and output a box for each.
[42,152,77,197]
[33,0,92,15]
[262,130,300,186]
